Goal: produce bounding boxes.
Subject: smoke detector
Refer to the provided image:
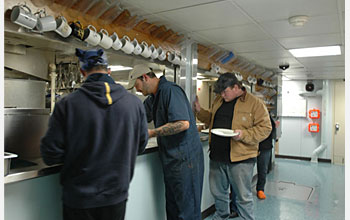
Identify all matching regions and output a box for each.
[288,15,309,27]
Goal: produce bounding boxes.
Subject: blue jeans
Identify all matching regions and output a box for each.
[230,186,238,213]
[256,149,272,191]
[209,160,255,220]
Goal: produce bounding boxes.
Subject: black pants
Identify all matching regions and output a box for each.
[256,149,272,191]
[63,200,127,220]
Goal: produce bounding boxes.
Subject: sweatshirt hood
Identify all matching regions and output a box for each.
[79,73,128,106]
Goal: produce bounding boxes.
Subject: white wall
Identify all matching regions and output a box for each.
[278,80,331,159]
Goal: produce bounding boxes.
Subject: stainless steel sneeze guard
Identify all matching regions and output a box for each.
[4,157,61,184]
[4,79,47,108]
[4,108,50,159]
[4,152,18,176]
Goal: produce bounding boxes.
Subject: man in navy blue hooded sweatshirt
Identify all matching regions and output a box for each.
[40,48,148,220]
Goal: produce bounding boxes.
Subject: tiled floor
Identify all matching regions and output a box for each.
[204,158,345,220]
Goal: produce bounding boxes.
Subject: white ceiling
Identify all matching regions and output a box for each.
[120,0,345,80]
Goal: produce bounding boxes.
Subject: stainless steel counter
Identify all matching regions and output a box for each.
[4,135,208,184]
[4,157,61,184]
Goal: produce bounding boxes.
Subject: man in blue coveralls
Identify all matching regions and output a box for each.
[127,64,204,220]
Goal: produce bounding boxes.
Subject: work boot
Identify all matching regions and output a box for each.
[257,190,266,200]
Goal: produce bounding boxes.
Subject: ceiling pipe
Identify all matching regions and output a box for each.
[311,80,333,162]
[49,63,56,114]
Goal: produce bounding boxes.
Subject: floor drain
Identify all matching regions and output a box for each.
[264,181,314,201]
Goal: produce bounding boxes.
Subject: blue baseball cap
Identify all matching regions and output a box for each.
[75,48,108,71]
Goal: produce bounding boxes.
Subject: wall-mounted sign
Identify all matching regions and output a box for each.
[308,123,319,133]
[309,108,320,119]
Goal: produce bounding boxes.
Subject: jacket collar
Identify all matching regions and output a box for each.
[238,87,247,102]
[154,76,167,95]
[157,76,167,88]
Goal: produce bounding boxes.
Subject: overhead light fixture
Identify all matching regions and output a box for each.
[135,91,143,95]
[180,76,198,80]
[289,46,341,57]
[282,76,291,81]
[109,65,132,71]
[288,15,309,27]
[155,73,163,78]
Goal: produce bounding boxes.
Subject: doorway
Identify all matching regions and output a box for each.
[332,80,345,165]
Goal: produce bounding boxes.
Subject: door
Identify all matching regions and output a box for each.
[333,80,345,164]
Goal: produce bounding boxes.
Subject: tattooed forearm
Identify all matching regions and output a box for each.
[154,121,189,136]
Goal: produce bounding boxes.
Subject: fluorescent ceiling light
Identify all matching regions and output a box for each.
[289,46,341,57]
[155,73,163,78]
[282,76,291,81]
[180,76,198,80]
[115,81,129,86]
[109,65,132,71]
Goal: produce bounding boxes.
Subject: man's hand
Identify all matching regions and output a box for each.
[275,120,280,128]
[193,96,201,113]
[148,129,156,138]
[233,129,242,141]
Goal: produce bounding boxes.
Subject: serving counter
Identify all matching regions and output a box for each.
[4,135,208,184]
[4,137,159,184]
[4,134,213,220]
[4,138,157,184]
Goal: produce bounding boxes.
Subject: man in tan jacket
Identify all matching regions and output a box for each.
[194,72,271,220]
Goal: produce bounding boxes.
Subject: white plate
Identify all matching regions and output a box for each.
[211,128,239,137]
